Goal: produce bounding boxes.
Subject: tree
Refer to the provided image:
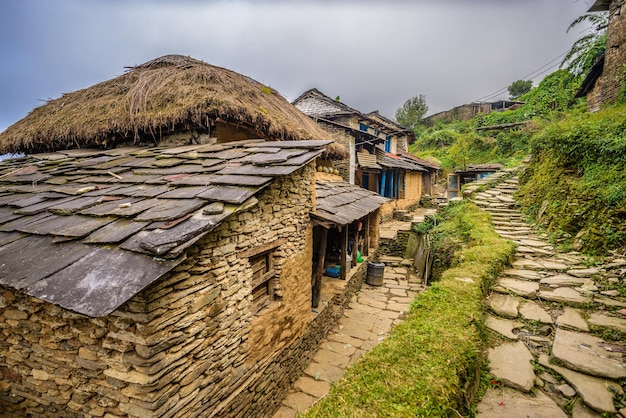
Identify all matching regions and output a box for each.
[561,12,608,76]
[508,80,533,99]
[395,95,428,130]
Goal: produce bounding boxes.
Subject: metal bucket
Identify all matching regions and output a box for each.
[366,261,385,286]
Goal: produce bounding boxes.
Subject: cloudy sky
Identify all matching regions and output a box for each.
[0,0,597,132]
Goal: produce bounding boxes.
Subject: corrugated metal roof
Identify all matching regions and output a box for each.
[312,179,387,227]
[0,140,330,317]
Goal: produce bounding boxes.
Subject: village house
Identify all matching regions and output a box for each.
[0,55,384,418]
[447,163,504,199]
[423,100,524,126]
[576,0,626,111]
[293,89,439,219]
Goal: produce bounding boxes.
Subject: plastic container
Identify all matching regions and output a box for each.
[325,267,340,278]
[366,261,385,286]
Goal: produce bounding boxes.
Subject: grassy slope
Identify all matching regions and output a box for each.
[303,202,515,417]
[517,104,626,254]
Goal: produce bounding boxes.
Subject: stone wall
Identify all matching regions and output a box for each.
[599,0,626,105]
[0,164,339,418]
[316,121,353,182]
[379,197,421,222]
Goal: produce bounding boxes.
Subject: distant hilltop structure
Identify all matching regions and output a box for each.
[423,100,524,126]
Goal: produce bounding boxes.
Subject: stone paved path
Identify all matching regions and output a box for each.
[472,174,626,417]
[271,258,424,417]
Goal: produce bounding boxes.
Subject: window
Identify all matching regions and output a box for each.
[250,250,276,314]
[384,135,391,152]
[239,238,286,314]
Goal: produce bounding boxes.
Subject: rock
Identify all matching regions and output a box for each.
[518,238,551,248]
[486,293,519,318]
[281,391,317,414]
[538,372,558,385]
[600,290,619,297]
[540,274,588,287]
[502,269,542,281]
[519,301,553,324]
[476,387,567,418]
[539,354,621,414]
[595,296,626,308]
[538,287,591,305]
[587,312,626,333]
[485,315,523,340]
[494,278,539,298]
[538,260,569,271]
[552,328,626,380]
[512,258,544,270]
[555,383,576,398]
[488,341,535,392]
[578,280,599,293]
[572,399,603,418]
[556,307,589,332]
[567,268,600,278]
[517,245,555,256]
[293,376,331,399]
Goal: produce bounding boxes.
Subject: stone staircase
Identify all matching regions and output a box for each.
[470,174,626,417]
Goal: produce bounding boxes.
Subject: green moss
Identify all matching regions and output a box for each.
[517,104,626,254]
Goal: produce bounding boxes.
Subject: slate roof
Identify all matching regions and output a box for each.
[0,140,330,317]
[375,148,426,172]
[292,88,358,118]
[397,149,441,171]
[313,179,388,227]
[455,163,503,173]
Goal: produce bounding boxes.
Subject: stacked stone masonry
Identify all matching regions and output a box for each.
[0,163,362,418]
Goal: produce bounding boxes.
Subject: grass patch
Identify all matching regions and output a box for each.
[303,201,515,418]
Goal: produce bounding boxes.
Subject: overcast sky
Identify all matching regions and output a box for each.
[0,0,597,133]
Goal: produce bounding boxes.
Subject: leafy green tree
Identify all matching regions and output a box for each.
[395,95,428,130]
[508,80,533,99]
[561,12,608,76]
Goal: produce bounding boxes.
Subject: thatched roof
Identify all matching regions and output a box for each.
[0,55,344,157]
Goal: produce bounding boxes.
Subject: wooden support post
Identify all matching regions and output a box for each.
[340,225,348,280]
[312,227,328,308]
[363,216,370,256]
[352,226,359,265]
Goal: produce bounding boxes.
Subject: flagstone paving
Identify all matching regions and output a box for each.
[273,171,625,418]
[272,260,424,418]
[472,174,626,417]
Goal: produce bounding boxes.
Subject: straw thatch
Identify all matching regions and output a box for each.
[0,55,347,158]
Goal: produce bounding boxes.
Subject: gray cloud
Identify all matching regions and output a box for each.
[0,0,595,132]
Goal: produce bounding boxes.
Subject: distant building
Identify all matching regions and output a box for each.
[423,100,524,126]
[293,89,440,218]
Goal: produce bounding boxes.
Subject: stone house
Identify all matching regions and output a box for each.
[423,100,524,126]
[576,0,626,111]
[0,55,377,418]
[293,89,438,218]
